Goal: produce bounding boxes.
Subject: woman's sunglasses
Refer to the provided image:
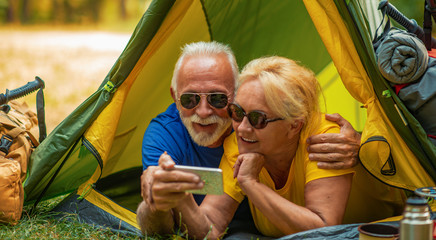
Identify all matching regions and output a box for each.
[227,103,284,129]
[178,93,228,109]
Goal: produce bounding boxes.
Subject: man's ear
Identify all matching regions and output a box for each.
[170,87,177,103]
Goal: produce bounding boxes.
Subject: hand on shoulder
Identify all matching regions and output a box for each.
[306,113,361,170]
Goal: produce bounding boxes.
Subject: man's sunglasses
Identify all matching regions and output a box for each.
[227,103,284,129]
[178,93,229,109]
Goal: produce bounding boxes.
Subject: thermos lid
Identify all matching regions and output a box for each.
[415,187,436,198]
[406,197,428,205]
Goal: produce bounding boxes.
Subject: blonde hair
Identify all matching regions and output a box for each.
[238,56,322,136]
[171,41,239,95]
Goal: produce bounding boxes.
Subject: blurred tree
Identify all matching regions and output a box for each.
[120,0,127,20]
[20,0,30,23]
[63,0,73,23]
[0,0,6,22]
[51,0,60,22]
[88,0,102,23]
[6,0,16,23]
[0,0,147,25]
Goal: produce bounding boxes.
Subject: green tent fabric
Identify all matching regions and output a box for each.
[21,0,436,238]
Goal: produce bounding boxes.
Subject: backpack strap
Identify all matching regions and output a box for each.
[24,129,39,148]
[424,0,436,50]
[36,81,46,143]
[0,127,25,156]
[424,1,433,50]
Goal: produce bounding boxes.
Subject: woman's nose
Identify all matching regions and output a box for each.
[237,116,253,132]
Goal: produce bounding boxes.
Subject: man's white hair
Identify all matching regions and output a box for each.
[171,41,239,95]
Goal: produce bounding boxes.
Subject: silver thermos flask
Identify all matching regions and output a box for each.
[400,197,433,240]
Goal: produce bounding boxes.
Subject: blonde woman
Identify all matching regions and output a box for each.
[154,56,354,238]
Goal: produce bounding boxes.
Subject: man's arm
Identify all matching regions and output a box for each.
[138,114,184,234]
[137,147,205,234]
[306,113,361,169]
[140,153,237,239]
[136,165,175,235]
[137,198,174,235]
[174,192,239,239]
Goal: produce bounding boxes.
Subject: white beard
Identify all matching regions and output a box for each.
[180,113,232,147]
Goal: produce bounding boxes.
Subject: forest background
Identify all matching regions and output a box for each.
[0,0,147,28]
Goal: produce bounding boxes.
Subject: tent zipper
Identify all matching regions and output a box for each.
[82,137,103,175]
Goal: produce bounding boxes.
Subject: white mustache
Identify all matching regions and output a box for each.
[180,112,232,147]
[188,114,221,125]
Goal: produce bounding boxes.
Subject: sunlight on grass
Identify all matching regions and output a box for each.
[0,196,137,239]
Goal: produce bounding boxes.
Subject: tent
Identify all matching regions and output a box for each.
[22,0,436,238]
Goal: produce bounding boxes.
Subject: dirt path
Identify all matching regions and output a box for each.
[0,30,130,132]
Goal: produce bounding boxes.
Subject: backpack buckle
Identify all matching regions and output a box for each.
[1,104,11,113]
[0,134,13,155]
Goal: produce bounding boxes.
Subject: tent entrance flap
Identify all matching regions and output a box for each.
[94,167,143,211]
[52,191,142,237]
[24,139,100,203]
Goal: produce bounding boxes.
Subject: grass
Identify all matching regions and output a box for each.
[0,194,199,240]
[0,196,134,239]
[0,195,192,239]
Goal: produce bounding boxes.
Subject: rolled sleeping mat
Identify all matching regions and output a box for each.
[376,29,429,84]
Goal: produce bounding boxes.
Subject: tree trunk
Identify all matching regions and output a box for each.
[21,0,30,23]
[6,0,16,23]
[88,0,102,23]
[63,0,73,23]
[119,0,127,20]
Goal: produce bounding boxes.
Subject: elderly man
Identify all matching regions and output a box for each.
[136,41,360,235]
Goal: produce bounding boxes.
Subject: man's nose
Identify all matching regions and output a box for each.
[195,96,213,118]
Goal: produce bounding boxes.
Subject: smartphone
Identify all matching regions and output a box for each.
[173,165,224,195]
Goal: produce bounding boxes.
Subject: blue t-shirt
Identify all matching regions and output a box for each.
[142,103,224,203]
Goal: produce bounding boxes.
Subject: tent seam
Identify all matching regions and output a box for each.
[199,0,213,41]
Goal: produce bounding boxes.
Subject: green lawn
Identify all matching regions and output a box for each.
[0,196,195,239]
[0,196,138,239]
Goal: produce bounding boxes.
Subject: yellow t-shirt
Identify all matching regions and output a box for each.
[220,117,355,237]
